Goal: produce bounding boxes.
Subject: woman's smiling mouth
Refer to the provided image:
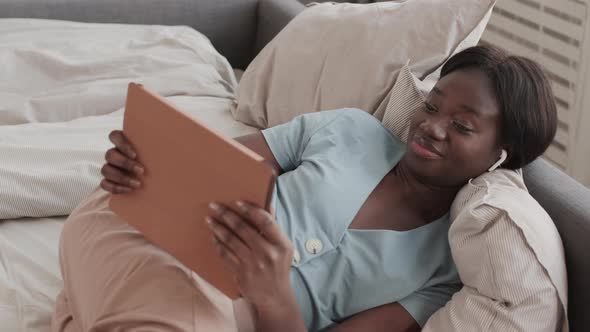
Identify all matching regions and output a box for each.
[410,136,444,159]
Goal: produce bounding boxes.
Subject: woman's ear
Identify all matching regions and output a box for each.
[488,149,508,172]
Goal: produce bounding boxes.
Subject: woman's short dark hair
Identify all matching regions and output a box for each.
[440,45,557,169]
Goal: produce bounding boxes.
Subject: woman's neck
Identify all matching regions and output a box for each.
[391,159,462,222]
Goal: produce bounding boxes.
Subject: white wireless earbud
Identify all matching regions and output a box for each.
[488,149,508,172]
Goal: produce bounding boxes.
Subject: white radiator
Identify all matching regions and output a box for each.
[480,0,588,174]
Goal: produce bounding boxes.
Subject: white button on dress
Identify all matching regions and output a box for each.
[305,238,323,255]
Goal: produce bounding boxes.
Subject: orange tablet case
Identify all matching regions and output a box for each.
[109,83,276,299]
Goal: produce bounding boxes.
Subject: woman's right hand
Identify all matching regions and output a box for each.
[100,130,144,194]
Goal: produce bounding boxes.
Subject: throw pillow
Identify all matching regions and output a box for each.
[233,0,495,128]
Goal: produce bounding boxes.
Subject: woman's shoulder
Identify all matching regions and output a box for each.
[304,108,401,144]
[297,108,379,128]
[321,107,381,126]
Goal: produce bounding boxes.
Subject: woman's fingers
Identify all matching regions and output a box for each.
[208,204,261,251]
[105,148,144,176]
[100,178,133,194]
[234,201,289,246]
[209,222,241,272]
[100,163,141,189]
[103,130,144,193]
[108,130,137,160]
[207,215,252,267]
[208,202,293,264]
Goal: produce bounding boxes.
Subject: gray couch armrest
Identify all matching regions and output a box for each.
[255,0,305,55]
[524,158,590,331]
[0,0,258,69]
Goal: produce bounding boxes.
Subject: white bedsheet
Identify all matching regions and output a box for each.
[0,216,65,331]
[0,98,258,331]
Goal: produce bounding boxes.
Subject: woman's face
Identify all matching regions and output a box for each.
[405,68,503,187]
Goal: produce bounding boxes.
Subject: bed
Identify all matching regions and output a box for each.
[0,1,297,330]
[1,1,590,332]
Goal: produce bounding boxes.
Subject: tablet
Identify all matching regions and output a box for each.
[109,83,276,299]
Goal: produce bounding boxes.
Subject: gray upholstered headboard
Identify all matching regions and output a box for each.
[523,158,590,331]
[0,0,305,69]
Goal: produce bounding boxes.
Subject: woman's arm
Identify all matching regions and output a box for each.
[254,297,421,332]
[235,133,284,176]
[326,303,421,332]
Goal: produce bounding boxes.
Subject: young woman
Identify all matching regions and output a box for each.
[52,45,558,332]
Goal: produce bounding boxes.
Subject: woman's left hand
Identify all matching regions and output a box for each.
[207,201,295,310]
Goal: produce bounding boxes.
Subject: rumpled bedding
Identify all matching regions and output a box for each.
[0,18,256,331]
[0,18,237,125]
[0,96,257,221]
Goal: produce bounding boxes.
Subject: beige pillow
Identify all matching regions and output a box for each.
[379,63,432,142]
[423,170,569,332]
[233,0,495,128]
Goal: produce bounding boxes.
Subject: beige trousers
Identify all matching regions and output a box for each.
[51,188,255,332]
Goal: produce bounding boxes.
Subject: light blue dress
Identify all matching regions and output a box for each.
[261,108,460,331]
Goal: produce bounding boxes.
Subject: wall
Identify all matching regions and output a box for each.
[480,0,589,186]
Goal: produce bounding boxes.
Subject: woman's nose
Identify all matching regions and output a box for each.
[420,117,448,141]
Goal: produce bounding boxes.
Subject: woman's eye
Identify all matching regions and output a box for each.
[423,102,437,113]
[453,121,473,134]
